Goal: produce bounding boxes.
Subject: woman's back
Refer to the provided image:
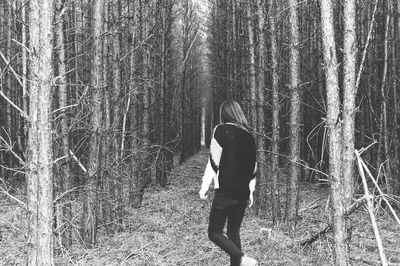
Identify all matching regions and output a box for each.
[214,123,256,200]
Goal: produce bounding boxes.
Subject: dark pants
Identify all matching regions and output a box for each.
[208,191,247,266]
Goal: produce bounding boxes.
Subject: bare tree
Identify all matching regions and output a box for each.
[286,0,301,223]
[55,0,72,247]
[81,0,104,245]
[320,0,348,263]
[268,0,281,223]
[247,1,257,129]
[254,0,268,216]
[342,0,357,206]
[26,0,55,264]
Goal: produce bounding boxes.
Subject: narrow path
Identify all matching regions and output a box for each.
[64,149,323,265]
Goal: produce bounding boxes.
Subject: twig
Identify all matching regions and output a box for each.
[299,198,322,213]
[0,131,27,168]
[53,185,83,203]
[0,50,24,87]
[69,149,87,173]
[357,154,400,226]
[260,149,328,177]
[345,196,366,216]
[0,178,26,209]
[0,216,27,238]
[358,140,377,155]
[124,242,153,260]
[0,89,28,120]
[355,0,379,92]
[300,224,332,247]
[53,103,78,114]
[355,149,388,266]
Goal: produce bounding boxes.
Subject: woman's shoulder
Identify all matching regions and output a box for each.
[224,122,252,134]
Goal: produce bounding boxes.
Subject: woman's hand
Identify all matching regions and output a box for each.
[199,190,208,200]
[248,194,254,208]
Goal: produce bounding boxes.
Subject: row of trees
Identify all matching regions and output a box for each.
[0,0,205,264]
[207,0,399,264]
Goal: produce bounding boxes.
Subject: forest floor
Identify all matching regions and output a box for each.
[1,148,400,265]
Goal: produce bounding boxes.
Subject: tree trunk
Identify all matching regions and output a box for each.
[342,0,357,206]
[128,0,139,207]
[255,0,268,217]
[156,1,168,187]
[380,4,392,193]
[341,0,357,249]
[285,0,301,223]
[180,0,190,163]
[56,0,72,247]
[130,0,152,208]
[26,0,54,264]
[246,2,257,129]
[393,0,400,194]
[21,0,28,151]
[268,0,281,223]
[111,0,123,228]
[6,1,13,173]
[81,0,104,246]
[101,1,113,234]
[320,0,348,264]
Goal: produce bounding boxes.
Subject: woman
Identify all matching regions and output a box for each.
[199,100,258,266]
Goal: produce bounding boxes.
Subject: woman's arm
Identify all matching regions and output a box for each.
[248,162,257,207]
[199,160,214,198]
[199,126,223,199]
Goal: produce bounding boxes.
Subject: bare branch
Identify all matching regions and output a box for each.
[69,149,87,173]
[0,178,26,209]
[355,149,388,266]
[0,130,27,168]
[355,0,379,92]
[0,50,24,87]
[0,88,29,120]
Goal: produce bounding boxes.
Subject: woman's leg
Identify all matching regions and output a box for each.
[227,200,247,266]
[208,194,244,262]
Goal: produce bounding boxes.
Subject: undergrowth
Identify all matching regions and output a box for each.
[1,149,399,265]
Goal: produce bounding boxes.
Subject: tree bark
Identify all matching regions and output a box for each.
[6,1,13,172]
[156,0,168,187]
[341,0,357,250]
[342,0,357,206]
[320,0,348,264]
[21,0,28,149]
[393,0,400,194]
[285,0,301,223]
[379,3,392,194]
[101,1,113,234]
[246,2,257,129]
[111,0,123,227]
[56,0,72,247]
[26,0,55,264]
[268,0,281,223]
[81,0,104,246]
[254,0,268,217]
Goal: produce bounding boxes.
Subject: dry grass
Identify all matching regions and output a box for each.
[1,149,400,265]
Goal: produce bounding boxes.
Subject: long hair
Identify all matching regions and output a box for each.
[219,100,250,131]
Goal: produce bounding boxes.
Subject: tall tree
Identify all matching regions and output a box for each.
[56,0,72,247]
[268,0,281,223]
[255,0,268,216]
[342,0,357,206]
[246,2,257,129]
[379,2,392,193]
[111,0,123,226]
[286,0,301,223]
[26,0,55,264]
[81,0,104,245]
[320,0,348,264]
